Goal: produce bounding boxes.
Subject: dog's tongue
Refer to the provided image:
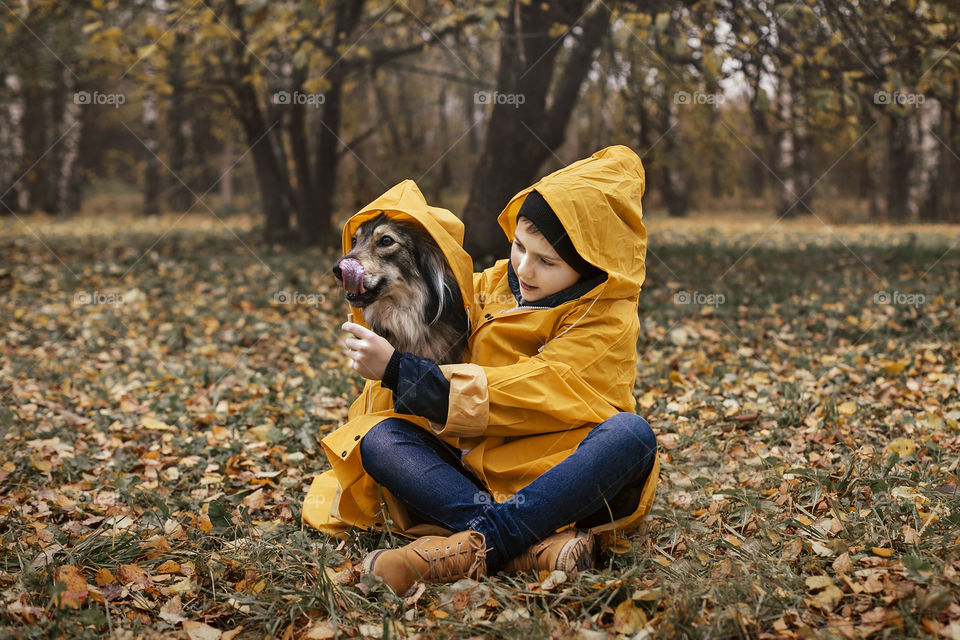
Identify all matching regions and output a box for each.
[340,258,365,295]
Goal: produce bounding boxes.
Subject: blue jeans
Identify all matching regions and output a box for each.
[359,413,657,571]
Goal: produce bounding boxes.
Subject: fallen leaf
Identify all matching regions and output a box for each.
[54,565,89,609]
[117,563,152,588]
[156,560,181,574]
[885,438,916,458]
[437,578,490,613]
[143,417,174,431]
[183,620,221,640]
[540,570,567,591]
[613,599,648,635]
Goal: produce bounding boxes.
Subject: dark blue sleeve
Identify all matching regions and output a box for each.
[381,351,450,424]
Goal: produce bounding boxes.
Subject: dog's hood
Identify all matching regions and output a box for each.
[341,180,474,325]
[496,145,646,299]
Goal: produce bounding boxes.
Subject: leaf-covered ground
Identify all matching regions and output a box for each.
[1,213,959,639]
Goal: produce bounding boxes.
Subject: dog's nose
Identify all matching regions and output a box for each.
[332,261,343,281]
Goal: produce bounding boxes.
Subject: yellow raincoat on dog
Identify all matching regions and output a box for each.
[303,145,658,540]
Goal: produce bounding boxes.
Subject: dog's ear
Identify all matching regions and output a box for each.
[415,240,458,325]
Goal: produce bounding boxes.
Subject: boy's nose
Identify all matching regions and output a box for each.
[516,257,535,280]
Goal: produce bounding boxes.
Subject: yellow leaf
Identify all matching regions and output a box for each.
[885,438,916,458]
[242,488,265,510]
[608,537,633,554]
[838,401,857,416]
[54,566,89,609]
[807,585,843,611]
[613,599,648,635]
[881,360,907,375]
[156,560,181,574]
[631,588,661,601]
[805,575,835,590]
[142,417,173,431]
[182,620,221,640]
[871,547,894,557]
[923,411,944,431]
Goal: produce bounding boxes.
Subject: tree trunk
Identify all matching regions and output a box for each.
[289,67,319,240]
[886,111,912,221]
[220,136,234,207]
[142,86,161,216]
[308,0,366,244]
[782,73,813,218]
[19,75,49,213]
[167,32,194,212]
[222,0,289,239]
[748,67,769,197]
[659,88,689,217]
[774,76,797,218]
[462,0,612,259]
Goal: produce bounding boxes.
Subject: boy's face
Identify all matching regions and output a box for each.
[510,218,581,302]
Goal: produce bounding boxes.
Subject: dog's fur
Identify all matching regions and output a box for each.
[333,215,469,365]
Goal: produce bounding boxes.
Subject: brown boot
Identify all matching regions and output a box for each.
[358,530,487,595]
[502,529,596,574]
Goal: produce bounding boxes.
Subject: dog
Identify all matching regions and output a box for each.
[332,214,469,365]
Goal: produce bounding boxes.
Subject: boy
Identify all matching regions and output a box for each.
[304,146,658,595]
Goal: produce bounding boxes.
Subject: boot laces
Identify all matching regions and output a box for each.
[422,539,481,581]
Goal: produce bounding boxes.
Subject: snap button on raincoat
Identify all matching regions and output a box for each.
[302,145,658,541]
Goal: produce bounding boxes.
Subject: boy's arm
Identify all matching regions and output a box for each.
[381,350,450,424]
[385,297,640,438]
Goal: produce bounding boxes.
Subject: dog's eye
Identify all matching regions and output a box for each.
[350,235,357,247]
[378,235,394,247]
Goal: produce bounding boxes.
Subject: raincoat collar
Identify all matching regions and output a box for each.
[506,260,606,308]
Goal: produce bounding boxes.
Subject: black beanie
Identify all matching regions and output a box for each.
[516,190,600,277]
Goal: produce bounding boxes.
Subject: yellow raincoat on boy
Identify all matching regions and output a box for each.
[303,145,658,540]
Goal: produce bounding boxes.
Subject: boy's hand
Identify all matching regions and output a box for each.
[341,322,395,380]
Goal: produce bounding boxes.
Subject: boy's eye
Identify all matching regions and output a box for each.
[540,257,554,266]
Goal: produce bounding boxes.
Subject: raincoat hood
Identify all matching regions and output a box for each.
[341,180,474,326]
[497,145,646,299]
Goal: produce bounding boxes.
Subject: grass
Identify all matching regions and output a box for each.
[1,211,959,638]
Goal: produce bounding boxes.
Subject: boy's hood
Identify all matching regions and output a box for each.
[340,180,474,326]
[497,145,647,299]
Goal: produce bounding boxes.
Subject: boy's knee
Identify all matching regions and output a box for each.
[359,418,413,475]
[607,412,657,455]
